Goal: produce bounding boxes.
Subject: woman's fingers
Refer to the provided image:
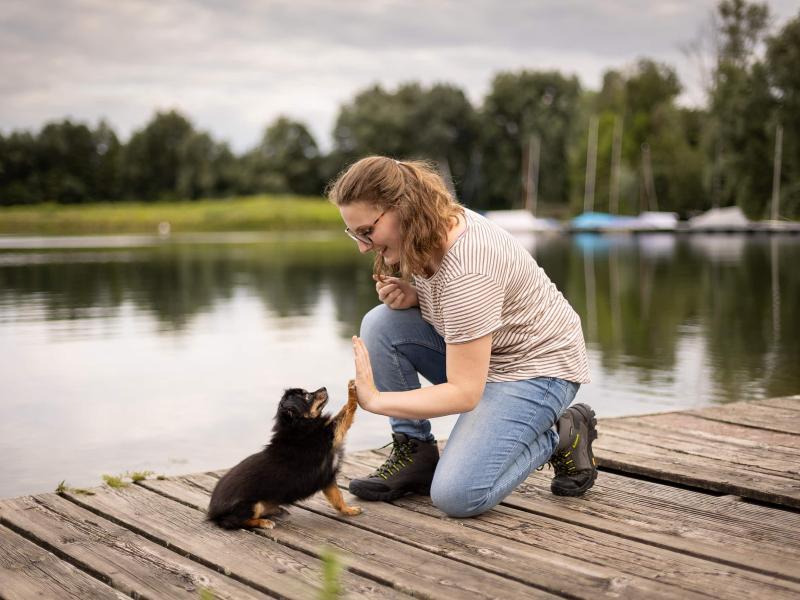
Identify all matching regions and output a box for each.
[355,337,371,370]
[374,276,414,309]
[378,284,401,303]
[352,336,375,398]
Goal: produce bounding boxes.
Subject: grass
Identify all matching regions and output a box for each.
[319,547,343,600]
[127,470,155,482]
[56,471,164,495]
[101,474,129,489]
[0,195,342,235]
[55,480,96,496]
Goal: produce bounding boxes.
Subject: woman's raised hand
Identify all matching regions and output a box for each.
[374,275,418,309]
[352,336,379,411]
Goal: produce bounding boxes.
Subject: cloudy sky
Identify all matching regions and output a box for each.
[1,0,797,152]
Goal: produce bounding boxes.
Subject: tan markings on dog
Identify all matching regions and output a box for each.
[243,518,275,529]
[323,481,362,516]
[252,500,281,519]
[332,379,358,447]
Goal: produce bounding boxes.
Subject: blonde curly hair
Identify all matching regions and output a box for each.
[326,156,463,279]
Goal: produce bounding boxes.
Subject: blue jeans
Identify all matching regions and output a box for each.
[360,304,580,518]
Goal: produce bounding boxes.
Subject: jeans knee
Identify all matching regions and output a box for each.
[430,479,489,519]
[359,304,392,346]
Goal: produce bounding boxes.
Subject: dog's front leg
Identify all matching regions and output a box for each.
[322,481,362,516]
[331,379,358,447]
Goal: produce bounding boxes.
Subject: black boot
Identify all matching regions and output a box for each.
[349,433,439,501]
[550,403,598,496]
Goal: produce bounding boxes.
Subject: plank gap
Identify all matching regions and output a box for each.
[596,465,728,496]
[687,413,799,435]
[737,495,800,515]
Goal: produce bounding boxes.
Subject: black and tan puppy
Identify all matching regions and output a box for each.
[207,381,360,529]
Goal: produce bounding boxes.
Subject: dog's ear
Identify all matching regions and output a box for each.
[278,401,301,423]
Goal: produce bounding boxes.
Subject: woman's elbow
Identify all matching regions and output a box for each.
[459,389,483,412]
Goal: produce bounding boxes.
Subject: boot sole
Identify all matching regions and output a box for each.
[551,468,598,496]
[551,403,598,497]
[349,481,431,502]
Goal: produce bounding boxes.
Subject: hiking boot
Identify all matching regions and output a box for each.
[550,403,598,496]
[349,433,439,501]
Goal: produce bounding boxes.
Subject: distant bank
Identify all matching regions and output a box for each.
[0,195,342,235]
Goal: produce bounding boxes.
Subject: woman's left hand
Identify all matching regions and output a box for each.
[352,336,380,411]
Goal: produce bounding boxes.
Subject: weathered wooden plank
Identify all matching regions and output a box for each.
[594,431,800,507]
[141,474,559,600]
[343,454,800,597]
[687,402,800,435]
[294,481,721,600]
[599,421,800,476]
[621,411,800,451]
[756,395,800,412]
[0,493,272,600]
[61,482,408,600]
[0,524,127,600]
[512,470,800,581]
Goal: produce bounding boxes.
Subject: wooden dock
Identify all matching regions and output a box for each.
[2,396,799,599]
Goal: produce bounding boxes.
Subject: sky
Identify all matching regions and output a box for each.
[1,0,797,153]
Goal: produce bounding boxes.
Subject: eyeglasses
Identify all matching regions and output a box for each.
[344,210,386,246]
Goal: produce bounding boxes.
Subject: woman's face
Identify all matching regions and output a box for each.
[339,201,402,265]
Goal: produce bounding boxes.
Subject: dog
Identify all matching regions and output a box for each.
[207,380,361,529]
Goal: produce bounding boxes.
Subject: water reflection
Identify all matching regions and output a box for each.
[0,232,797,497]
[0,237,378,338]
[532,233,799,406]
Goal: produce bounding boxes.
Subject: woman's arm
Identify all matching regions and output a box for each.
[352,333,492,418]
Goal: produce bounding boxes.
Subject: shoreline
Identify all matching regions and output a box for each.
[0,195,342,236]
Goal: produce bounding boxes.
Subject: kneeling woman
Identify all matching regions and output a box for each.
[328,156,597,518]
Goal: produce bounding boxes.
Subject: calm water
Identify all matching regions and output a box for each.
[1,231,798,498]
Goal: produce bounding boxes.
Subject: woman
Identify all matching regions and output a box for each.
[327,156,596,518]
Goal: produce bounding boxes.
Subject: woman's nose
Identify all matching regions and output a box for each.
[357,240,371,254]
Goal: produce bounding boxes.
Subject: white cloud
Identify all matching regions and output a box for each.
[1,0,797,151]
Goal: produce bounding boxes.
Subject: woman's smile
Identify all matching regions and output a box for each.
[339,201,402,264]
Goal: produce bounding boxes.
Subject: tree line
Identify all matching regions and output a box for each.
[1,0,797,219]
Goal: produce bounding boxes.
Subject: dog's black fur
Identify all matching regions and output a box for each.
[207,384,359,529]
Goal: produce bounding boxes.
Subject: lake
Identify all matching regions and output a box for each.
[1,231,797,498]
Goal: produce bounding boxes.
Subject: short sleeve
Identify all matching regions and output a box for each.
[440,273,504,344]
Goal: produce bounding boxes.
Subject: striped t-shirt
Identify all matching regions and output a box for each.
[413,208,590,384]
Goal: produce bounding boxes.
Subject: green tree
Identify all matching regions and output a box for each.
[123,110,195,200]
[249,116,323,196]
[174,131,236,199]
[765,11,800,216]
[91,119,123,201]
[708,0,773,215]
[480,70,581,210]
[625,60,704,215]
[36,120,97,203]
[0,131,40,205]
[332,82,478,203]
[574,60,706,217]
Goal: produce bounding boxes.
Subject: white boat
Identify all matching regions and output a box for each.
[688,207,750,231]
[484,210,561,233]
